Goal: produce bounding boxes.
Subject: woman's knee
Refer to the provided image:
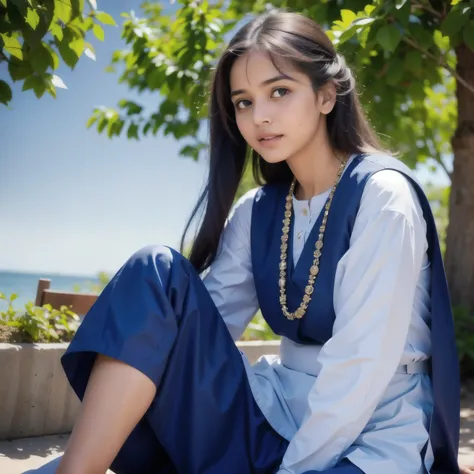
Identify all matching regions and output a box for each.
[123,245,188,278]
[128,245,175,268]
[112,245,197,301]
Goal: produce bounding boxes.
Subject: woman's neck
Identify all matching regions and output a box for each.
[286,136,343,201]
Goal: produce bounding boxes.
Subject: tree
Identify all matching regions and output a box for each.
[0,0,116,104]
[89,0,474,315]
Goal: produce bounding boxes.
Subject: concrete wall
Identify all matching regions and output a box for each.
[0,340,281,440]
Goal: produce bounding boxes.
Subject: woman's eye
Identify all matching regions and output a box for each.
[236,99,251,110]
[272,88,289,98]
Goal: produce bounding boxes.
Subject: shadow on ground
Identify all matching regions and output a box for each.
[0,434,68,460]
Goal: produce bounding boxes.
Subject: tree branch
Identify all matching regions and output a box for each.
[411,1,444,19]
[0,51,11,64]
[435,154,452,181]
[402,36,474,95]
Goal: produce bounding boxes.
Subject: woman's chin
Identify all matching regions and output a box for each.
[257,150,290,165]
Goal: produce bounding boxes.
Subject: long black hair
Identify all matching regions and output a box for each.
[180,10,382,274]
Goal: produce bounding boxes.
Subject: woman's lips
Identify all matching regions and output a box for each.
[258,135,283,146]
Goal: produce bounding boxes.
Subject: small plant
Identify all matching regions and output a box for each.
[73,271,111,294]
[242,311,278,341]
[0,292,80,343]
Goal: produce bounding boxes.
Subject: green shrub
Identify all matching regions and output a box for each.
[242,311,278,341]
[0,292,80,343]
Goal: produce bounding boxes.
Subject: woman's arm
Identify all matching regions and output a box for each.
[202,188,260,341]
[278,170,429,473]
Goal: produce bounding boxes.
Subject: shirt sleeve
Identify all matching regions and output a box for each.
[278,170,428,473]
[202,188,260,341]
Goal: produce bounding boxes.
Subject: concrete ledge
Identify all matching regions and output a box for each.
[0,343,80,441]
[0,340,281,440]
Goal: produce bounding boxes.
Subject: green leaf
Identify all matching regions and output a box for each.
[433,30,450,51]
[364,4,376,15]
[10,294,18,302]
[57,40,79,68]
[86,114,98,128]
[1,34,23,60]
[25,8,40,29]
[55,25,83,67]
[396,0,408,8]
[143,122,152,135]
[441,8,469,38]
[49,49,60,69]
[404,50,423,74]
[30,44,54,73]
[46,81,57,98]
[409,24,433,50]
[93,23,104,41]
[69,36,84,56]
[127,122,139,140]
[463,21,474,51]
[110,118,124,136]
[337,25,359,44]
[95,11,116,26]
[50,22,64,41]
[97,115,107,133]
[181,145,199,160]
[23,74,46,98]
[0,80,12,105]
[22,75,38,91]
[340,9,357,27]
[408,80,426,101]
[376,25,402,52]
[393,0,410,27]
[386,58,404,85]
[0,0,6,7]
[54,0,72,24]
[119,100,143,115]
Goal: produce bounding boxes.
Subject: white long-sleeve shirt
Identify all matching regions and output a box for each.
[203,160,433,474]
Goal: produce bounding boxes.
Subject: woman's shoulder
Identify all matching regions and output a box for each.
[358,154,425,229]
[226,187,261,230]
[231,187,260,214]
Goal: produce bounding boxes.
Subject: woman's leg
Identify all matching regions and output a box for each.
[49,245,286,474]
[56,355,157,474]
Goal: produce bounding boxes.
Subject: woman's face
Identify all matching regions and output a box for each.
[229,50,328,165]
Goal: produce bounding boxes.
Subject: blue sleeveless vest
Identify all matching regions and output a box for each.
[250,154,460,473]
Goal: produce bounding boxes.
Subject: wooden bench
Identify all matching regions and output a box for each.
[35,278,98,316]
[33,278,281,363]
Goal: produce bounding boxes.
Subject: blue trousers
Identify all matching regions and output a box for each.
[31,246,363,474]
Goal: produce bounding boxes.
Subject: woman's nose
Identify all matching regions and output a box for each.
[252,102,272,126]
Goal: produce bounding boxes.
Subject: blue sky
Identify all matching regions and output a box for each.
[0,1,450,277]
[1,1,209,276]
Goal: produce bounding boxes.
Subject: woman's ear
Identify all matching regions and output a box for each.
[317,82,337,115]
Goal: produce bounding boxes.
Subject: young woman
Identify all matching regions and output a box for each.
[30,10,460,474]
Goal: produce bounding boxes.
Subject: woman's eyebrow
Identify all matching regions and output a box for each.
[230,74,296,97]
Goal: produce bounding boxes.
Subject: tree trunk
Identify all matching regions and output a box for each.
[445,44,474,314]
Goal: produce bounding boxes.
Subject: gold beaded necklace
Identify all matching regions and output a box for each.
[279,157,349,320]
